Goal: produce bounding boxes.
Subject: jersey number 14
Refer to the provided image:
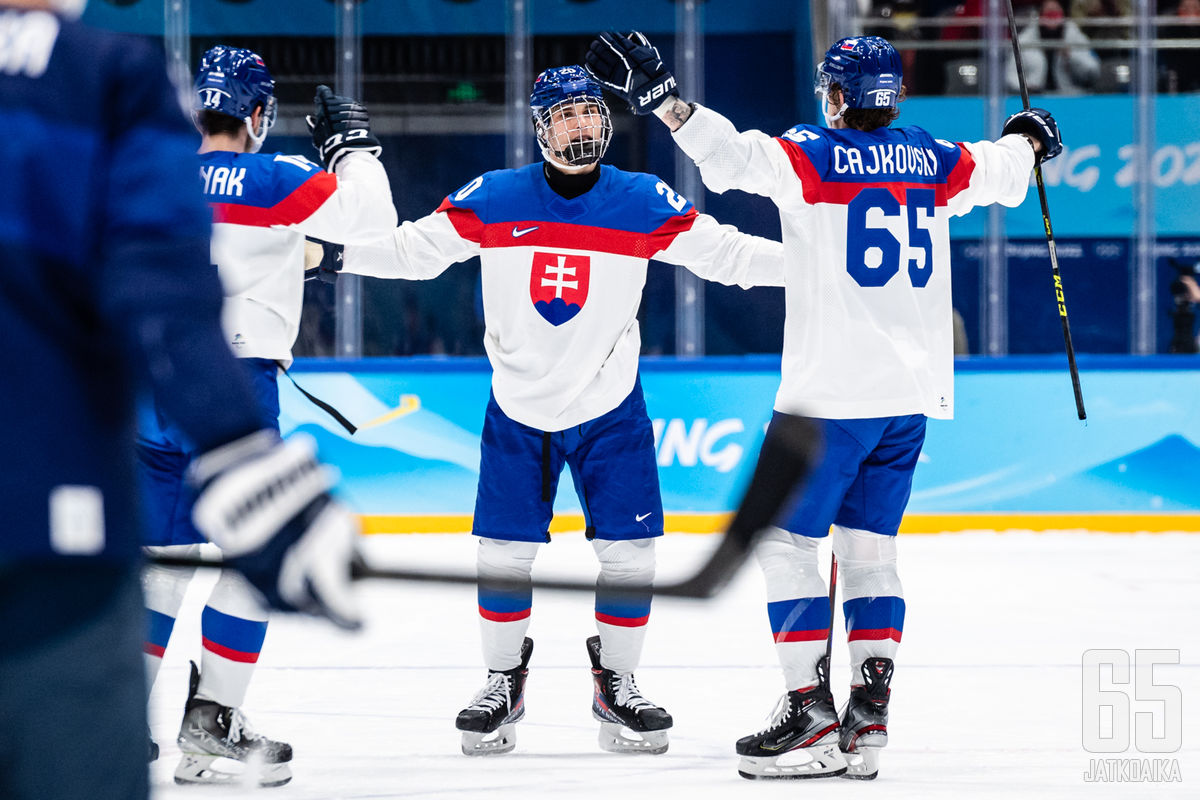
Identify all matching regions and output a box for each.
[846,187,935,289]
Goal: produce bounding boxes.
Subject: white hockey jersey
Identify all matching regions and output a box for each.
[672,105,1035,420]
[345,163,783,431]
[201,149,397,365]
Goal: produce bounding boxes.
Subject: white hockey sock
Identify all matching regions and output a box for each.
[476,537,540,672]
[756,527,829,690]
[833,525,905,686]
[142,544,200,692]
[592,538,655,674]
[197,569,270,709]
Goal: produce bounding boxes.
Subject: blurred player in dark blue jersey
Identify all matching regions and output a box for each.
[0,3,361,799]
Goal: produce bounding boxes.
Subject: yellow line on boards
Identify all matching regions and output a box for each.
[357,513,1200,535]
[897,513,1200,534]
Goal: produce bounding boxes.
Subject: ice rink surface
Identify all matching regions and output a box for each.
[149,531,1198,799]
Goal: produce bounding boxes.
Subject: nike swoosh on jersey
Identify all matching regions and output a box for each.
[512,225,539,237]
[635,512,652,522]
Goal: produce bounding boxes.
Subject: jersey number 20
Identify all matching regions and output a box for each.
[846,187,935,288]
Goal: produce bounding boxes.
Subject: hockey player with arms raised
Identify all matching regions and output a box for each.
[587,33,1060,780]
[137,46,395,786]
[343,65,782,757]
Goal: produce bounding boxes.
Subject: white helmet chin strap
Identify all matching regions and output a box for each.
[48,0,87,19]
[821,92,848,126]
[244,115,271,154]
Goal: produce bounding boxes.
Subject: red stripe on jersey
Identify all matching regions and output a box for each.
[211,171,338,227]
[595,612,650,628]
[806,180,948,206]
[201,637,261,663]
[437,199,486,243]
[469,213,697,258]
[436,200,697,256]
[847,627,903,643]
[773,629,830,643]
[776,137,823,205]
[945,143,976,200]
[143,642,166,658]
[478,605,531,623]
[776,137,955,206]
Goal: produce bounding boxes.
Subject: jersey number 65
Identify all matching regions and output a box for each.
[846,187,935,289]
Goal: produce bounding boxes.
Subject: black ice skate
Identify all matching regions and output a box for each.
[586,635,672,755]
[174,661,293,787]
[456,637,533,756]
[838,656,894,780]
[736,656,847,780]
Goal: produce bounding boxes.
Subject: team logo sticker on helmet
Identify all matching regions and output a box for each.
[530,251,590,326]
[815,35,903,117]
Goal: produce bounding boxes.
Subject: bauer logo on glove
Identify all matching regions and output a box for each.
[585,31,679,116]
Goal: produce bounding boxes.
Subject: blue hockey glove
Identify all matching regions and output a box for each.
[190,430,362,631]
[585,31,678,115]
[307,84,382,171]
[1002,108,1062,162]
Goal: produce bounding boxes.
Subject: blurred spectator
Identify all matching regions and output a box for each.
[1161,0,1200,92]
[937,0,1041,94]
[1168,269,1200,353]
[1008,0,1102,92]
[1070,0,1132,40]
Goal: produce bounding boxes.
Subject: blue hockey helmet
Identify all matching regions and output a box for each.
[529,65,612,170]
[194,46,277,151]
[815,36,903,119]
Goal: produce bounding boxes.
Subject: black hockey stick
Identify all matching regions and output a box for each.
[825,552,838,664]
[1006,0,1086,420]
[148,415,822,600]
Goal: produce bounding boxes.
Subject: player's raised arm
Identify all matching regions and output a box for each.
[294,85,397,242]
[932,107,1060,221]
[585,31,795,199]
[642,191,785,288]
[340,176,487,282]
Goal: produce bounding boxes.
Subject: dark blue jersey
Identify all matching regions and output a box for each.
[0,10,266,566]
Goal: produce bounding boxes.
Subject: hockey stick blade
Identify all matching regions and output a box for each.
[147,416,821,599]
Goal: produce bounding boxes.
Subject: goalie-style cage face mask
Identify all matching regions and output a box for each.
[530,66,613,171]
[194,46,278,153]
[814,36,902,125]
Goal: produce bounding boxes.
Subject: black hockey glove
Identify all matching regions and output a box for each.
[307,84,382,171]
[303,238,343,286]
[1001,108,1062,162]
[189,430,362,631]
[585,31,678,115]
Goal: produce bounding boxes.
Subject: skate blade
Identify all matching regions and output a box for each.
[841,746,880,780]
[174,752,293,787]
[597,722,669,755]
[737,743,848,780]
[460,724,517,756]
